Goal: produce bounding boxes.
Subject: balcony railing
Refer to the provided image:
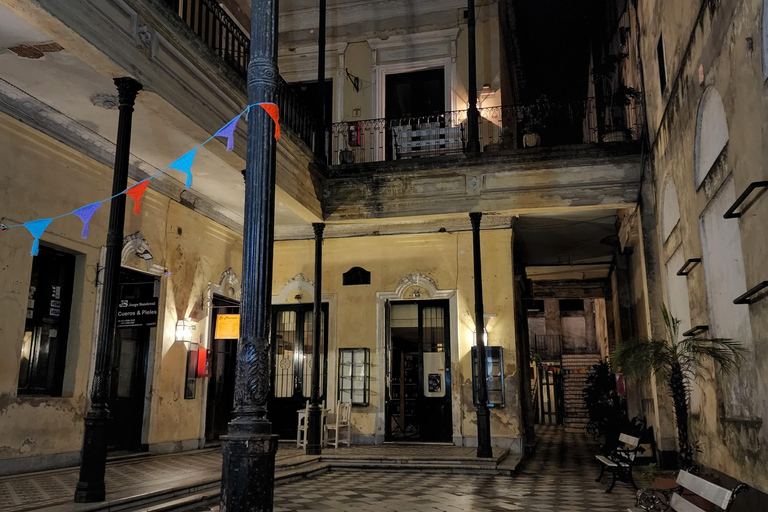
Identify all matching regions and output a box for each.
[160,0,319,151]
[330,97,643,165]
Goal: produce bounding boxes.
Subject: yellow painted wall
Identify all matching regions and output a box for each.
[0,112,242,462]
[272,228,521,444]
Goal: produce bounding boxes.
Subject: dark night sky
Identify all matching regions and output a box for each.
[513,0,596,102]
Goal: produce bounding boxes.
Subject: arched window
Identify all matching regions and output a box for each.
[661,178,680,241]
[694,87,729,188]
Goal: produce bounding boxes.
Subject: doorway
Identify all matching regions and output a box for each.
[268,303,329,440]
[385,300,452,442]
[204,295,240,442]
[108,268,158,452]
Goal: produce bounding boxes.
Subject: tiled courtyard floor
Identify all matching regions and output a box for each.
[213,426,639,512]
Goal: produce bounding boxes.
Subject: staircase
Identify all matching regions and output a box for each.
[561,354,601,433]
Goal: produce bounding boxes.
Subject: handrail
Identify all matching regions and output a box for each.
[733,281,768,305]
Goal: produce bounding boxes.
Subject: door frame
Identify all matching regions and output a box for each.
[375,271,460,444]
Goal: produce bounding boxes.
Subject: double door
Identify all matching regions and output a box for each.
[386,300,452,442]
[268,303,328,440]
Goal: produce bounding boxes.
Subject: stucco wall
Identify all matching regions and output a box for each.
[271,228,521,447]
[638,0,768,491]
[0,112,243,467]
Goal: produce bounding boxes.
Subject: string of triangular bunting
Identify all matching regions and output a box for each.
[0,103,279,256]
[539,363,596,375]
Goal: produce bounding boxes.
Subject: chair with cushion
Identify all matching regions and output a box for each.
[296,400,309,448]
[324,401,351,449]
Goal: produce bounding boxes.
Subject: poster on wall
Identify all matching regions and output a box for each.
[428,373,441,393]
[215,314,240,339]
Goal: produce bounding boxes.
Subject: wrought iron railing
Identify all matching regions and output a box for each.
[534,334,564,362]
[160,0,318,151]
[330,96,643,165]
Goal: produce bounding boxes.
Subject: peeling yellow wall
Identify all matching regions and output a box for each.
[272,228,520,444]
[0,112,242,462]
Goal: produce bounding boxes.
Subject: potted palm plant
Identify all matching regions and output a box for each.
[611,306,745,469]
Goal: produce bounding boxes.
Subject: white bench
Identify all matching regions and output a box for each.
[596,433,643,493]
[392,122,464,159]
[633,469,749,512]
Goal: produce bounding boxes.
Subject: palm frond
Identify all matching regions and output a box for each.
[611,337,671,381]
[678,336,747,375]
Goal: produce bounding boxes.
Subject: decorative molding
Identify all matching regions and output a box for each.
[394,270,441,299]
[122,232,167,276]
[275,273,315,304]
[205,268,241,310]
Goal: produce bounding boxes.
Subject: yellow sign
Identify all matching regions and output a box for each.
[215,314,240,339]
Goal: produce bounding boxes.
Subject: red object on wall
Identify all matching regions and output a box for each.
[347,122,361,147]
[197,348,213,378]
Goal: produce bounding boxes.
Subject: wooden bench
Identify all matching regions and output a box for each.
[633,469,749,511]
[596,433,643,493]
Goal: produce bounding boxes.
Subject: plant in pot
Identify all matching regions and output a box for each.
[611,306,746,470]
[521,95,551,148]
[602,84,640,142]
[583,359,630,453]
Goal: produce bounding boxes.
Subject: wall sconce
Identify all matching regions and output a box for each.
[483,313,498,333]
[175,318,194,345]
[478,84,494,106]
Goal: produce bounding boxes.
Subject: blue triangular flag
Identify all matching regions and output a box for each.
[73,202,102,239]
[24,218,54,256]
[215,115,240,151]
[169,149,198,188]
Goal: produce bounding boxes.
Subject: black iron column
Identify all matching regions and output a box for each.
[307,222,325,455]
[218,0,280,508]
[469,212,493,458]
[466,0,480,154]
[314,0,327,161]
[74,77,142,503]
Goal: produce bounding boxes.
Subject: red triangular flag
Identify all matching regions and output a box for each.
[259,103,280,139]
[126,180,150,215]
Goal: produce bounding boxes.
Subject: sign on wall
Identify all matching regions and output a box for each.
[117,284,159,329]
[215,314,240,339]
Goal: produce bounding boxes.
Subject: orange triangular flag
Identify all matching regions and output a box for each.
[259,103,280,139]
[126,180,150,215]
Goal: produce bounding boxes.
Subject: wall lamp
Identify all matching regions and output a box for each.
[175,317,195,346]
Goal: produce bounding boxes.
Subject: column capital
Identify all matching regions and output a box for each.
[469,211,483,229]
[113,77,142,106]
[312,222,326,238]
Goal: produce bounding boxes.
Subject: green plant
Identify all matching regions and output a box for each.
[641,463,660,481]
[583,359,629,452]
[521,95,552,134]
[611,306,746,469]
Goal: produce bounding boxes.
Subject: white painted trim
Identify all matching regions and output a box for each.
[122,232,167,276]
[375,270,460,444]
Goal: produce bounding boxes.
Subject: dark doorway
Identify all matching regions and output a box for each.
[385,300,452,442]
[204,295,240,442]
[108,268,157,452]
[288,79,333,124]
[385,68,445,119]
[268,303,329,440]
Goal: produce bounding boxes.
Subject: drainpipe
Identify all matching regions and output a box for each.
[74,77,142,503]
[307,223,325,455]
[470,212,493,457]
[315,0,327,162]
[218,0,280,507]
[466,0,481,154]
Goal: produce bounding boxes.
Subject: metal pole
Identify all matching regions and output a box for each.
[469,212,493,457]
[219,0,280,507]
[307,222,325,455]
[314,0,327,161]
[74,77,142,503]
[466,0,480,154]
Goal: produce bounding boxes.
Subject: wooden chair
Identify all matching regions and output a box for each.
[296,400,310,448]
[596,433,644,492]
[324,402,351,449]
[633,469,748,512]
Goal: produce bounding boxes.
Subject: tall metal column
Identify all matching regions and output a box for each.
[307,222,325,455]
[218,0,280,508]
[469,212,493,458]
[75,77,142,503]
[314,0,327,161]
[466,0,480,154]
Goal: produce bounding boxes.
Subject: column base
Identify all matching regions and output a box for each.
[476,406,493,458]
[306,404,323,455]
[220,433,279,512]
[74,410,110,502]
